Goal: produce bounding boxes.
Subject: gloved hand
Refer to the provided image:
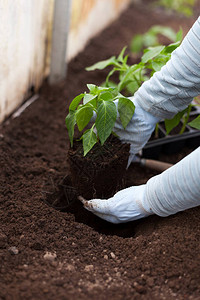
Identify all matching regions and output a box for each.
[80,147,200,223]
[78,185,153,224]
[92,97,160,167]
[113,98,160,166]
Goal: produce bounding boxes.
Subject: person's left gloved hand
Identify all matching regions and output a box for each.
[79,185,153,224]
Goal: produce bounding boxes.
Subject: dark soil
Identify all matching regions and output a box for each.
[68,136,130,199]
[0,1,200,299]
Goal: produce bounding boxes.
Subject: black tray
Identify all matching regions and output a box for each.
[143,111,200,159]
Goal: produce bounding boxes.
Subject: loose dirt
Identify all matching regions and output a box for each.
[0,1,200,299]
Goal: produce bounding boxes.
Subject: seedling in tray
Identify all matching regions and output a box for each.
[86,29,200,135]
[130,25,178,54]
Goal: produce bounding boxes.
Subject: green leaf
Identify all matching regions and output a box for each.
[76,106,93,131]
[118,64,140,92]
[130,34,144,53]
[151,60,165,72]
[83,93,97,105]
[86,56,117,71]
[123,55,129,65]
[87,84,97,93]
[142,46,165,63]
[151,25,177,41]
[96,86,116,93]
[143,33,158,48]
[65,111,76,146]
[130,26,177,54]
[99,91,113,101]
[188,115,200,130]
[118,98,135,129]
[82,127,97,156]
[117,46,127,63]
[69,94,84,111]
[176,29,183,42]
[105,68,116,86]
[103,80,118,89]
[96,101,117,145]
[164,110,186,135]
[126,81,140,94]
[164,41,181,54]
[157,0,195,17]
[178,6,193,17]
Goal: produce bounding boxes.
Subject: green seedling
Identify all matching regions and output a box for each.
[130,25,178,54]
[86,29,182,94]
[86,46,142,95]
[164,105,192,135]
[65,84,135,156]
[187,98,200,130]
[156,0,196,17]
[86,29,199,135]
[188,115,200,130]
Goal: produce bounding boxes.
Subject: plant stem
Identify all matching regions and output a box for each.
[132,74,141,88]
[154,123,159,139]
[179,104,192,134]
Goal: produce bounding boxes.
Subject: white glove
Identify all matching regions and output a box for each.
[79,185,153,224]
[80,147,200,223]
[113,98,160,166]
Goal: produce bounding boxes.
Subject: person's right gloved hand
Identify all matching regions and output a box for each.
[92,97,160,167]
[113,97,160,167]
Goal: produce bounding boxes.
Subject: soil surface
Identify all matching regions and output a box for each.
[0,1,200,299]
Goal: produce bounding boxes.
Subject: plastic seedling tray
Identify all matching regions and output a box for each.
[143,113,200,159]
[142,127,165,159]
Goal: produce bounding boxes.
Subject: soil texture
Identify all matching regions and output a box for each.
[68,136,130,199]
[0,1,200,299]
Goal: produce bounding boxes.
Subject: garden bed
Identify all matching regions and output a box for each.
[0,1,200,299]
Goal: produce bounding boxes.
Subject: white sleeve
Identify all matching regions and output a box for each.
[134,16,200,119]
[142,147,200,217]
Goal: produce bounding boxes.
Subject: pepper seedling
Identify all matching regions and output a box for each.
[86,29,183,94]
[86,29,200,134]
[157,0,196,17]
[130,25,177,54]
[65,84,135,156]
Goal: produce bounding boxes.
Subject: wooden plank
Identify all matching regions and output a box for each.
[0,0,54,123]
[67,0,130,61]
[49,0,72,84]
